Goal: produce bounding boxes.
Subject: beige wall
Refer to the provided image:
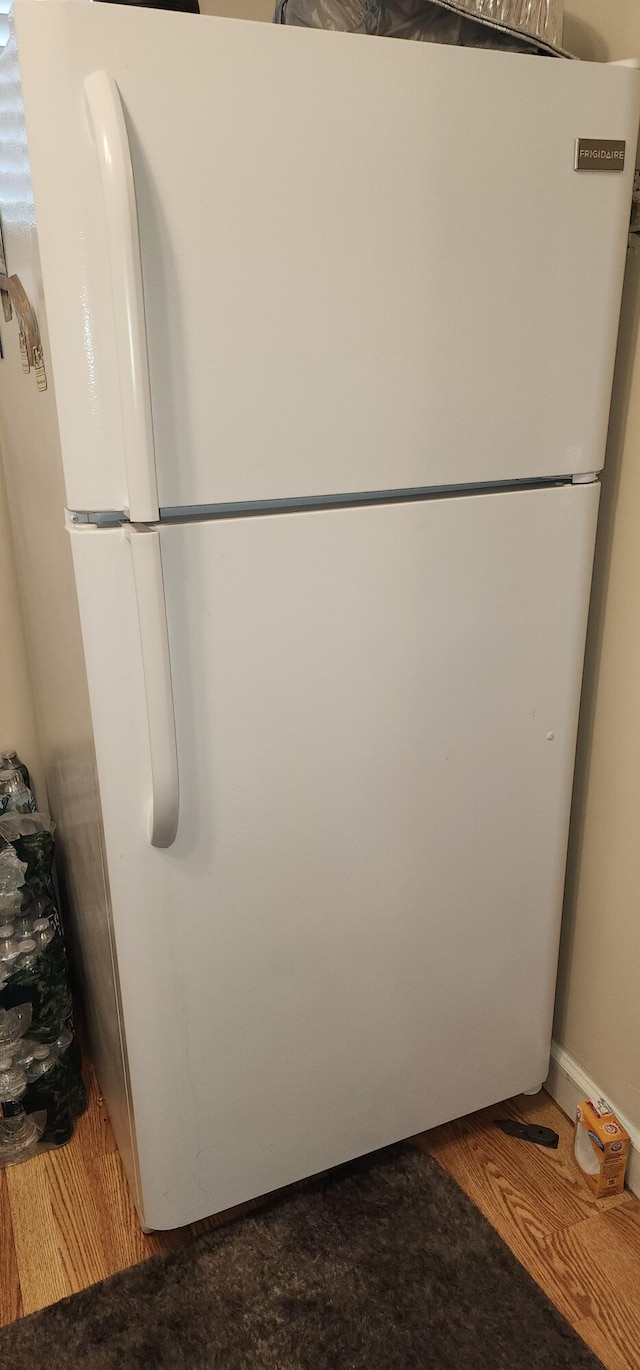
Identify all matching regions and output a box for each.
[564,1,638,63]
[0,450,41,792]
[199,0,273,19]
[555,2,640,1130]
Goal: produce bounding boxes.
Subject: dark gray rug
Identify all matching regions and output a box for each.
[0,1144,602,1369]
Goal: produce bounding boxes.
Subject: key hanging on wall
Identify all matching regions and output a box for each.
[18,321,30,374]
[0,272,47,391]
[0,213,11,324]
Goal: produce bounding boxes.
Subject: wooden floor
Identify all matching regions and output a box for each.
[1,1068,639,1369]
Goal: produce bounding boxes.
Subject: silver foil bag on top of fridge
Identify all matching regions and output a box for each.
[274,0,569,57]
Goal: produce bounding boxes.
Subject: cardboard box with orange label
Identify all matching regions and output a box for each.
[574,1098,630,1198]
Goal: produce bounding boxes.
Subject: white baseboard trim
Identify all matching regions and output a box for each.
[546,1041,640,1199]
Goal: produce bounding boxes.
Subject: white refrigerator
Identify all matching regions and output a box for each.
[0,0,637,1230]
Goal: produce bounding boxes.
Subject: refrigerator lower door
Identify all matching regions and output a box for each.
[15,1,639,510]
[70,482,598,1229]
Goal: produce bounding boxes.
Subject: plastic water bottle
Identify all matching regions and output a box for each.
[0,1004,32,1060]
[0,758,36,815]
[11,897,56,941]
[0,1108,40,1166]
[0,1045,42,1166]
[0,930,22,970]
[0,1061,27,1102]
[0,752,31,792]
[23,1049,74,1146]
[31,918,55,950]
[25,1043,59,1082]
[1,929,73,1044]
[14,938,37,973]
[0,847,27,917]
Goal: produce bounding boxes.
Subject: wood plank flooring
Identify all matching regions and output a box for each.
[416,1089,640,1370]
[1,1065,639,1369]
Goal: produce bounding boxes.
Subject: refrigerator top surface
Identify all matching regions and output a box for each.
[7,2,640,512]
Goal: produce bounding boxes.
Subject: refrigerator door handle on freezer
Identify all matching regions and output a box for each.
[84,71,159,523]
[126,526,179,848]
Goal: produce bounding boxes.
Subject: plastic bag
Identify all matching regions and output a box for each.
[274,0,567,56]
[0,801,86,1161]
[0,929,73,1041]
[0,847,27,915]
[0,813,56,900]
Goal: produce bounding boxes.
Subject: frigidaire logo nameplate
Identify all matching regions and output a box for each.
[575,139,626,171]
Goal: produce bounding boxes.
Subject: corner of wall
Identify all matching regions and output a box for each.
[555,2,640,1139]
[0,437,43,793]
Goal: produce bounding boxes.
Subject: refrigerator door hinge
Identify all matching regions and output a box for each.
[572,473,598,485]
[65,509,128,529]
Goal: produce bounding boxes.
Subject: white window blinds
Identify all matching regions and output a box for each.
[0,0,11,50]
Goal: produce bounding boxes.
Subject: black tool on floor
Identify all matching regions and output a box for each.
[494,1119,559,1149]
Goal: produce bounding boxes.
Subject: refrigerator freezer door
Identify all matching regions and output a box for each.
[71,482,598,1229]
[15,3,639,513]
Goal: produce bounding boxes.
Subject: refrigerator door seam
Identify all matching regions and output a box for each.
[154,477,580,523]
[65,475,593,527]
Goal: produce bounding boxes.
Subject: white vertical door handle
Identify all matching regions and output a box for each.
[84,71,159,523]
[126,527,179,848]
